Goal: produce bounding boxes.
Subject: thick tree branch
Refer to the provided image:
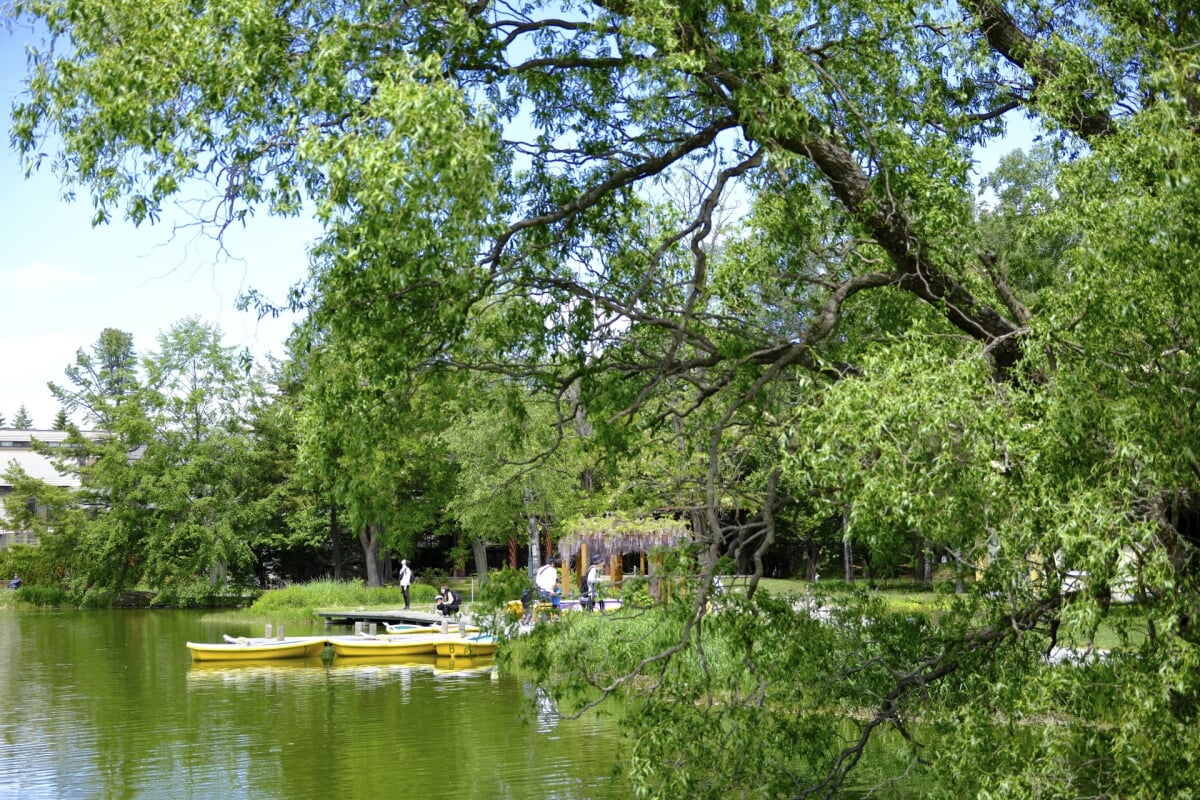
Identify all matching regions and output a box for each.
[965,0,1115,140]
[777,130,1025,372]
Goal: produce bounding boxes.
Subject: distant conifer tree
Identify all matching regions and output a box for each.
[12,405,33,430]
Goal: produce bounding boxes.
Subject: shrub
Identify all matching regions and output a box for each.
[11,584,73,606]
[249,578,409,614]
[475,567,533,609]
[0,544,66,589]
[620,576,654,608]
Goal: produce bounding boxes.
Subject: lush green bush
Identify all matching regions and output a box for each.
[418,566,449,584]
[619,575,654,608]
[151,581,227,608]
[475,567,533,609]
[0,544,66,589]
[9,584,73,606]
[252,579,387,610]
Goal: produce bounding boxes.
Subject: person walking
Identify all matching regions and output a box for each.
[398,560,414,609]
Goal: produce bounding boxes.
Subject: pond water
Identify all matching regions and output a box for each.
[0,610,629,799]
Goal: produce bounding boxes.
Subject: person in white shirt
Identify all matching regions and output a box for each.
[584,561,600,611]
[398,560,414,609]
[535,561,557,600]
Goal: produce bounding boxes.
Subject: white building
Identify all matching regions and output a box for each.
[0,428,101,547]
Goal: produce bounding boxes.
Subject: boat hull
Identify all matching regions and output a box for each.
[329,634,445,658]
[186,637,328,662]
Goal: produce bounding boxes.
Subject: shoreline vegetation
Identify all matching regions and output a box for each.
[4,572,1144,798]
[2,574,1131,651]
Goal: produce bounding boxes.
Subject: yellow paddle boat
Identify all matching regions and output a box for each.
[186,635,328,662]
[328,633,445,658]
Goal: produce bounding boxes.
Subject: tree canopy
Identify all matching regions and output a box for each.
[9,0,1200,795]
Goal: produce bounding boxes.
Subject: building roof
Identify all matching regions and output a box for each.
[0,428,103,490]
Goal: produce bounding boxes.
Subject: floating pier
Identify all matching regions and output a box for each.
[315,608,447,627]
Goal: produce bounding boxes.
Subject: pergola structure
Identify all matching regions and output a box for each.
[556,515,692,596]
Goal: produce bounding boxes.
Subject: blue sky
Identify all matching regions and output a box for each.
[1,20,1037,430]
[1,26,315,428]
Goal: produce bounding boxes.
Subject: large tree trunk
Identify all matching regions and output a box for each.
[524,487,541,580]
[843,509,854,583]
[472,537,489,579]
[359,524,382,587]
[922,542,934,591]
[804,535,820,581]
[330,504,343,581]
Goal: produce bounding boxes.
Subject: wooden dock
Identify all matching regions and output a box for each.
[315,608,448,627]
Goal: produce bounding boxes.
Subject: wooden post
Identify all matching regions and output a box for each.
[607,553,622,608]
[564,543,577,599]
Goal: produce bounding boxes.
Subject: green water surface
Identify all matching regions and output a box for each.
[0,610,628,799]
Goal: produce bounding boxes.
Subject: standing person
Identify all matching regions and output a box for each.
[398,560,414,610]
[535,560,558,601]
[584,560,600,611]
[436,585,461,617]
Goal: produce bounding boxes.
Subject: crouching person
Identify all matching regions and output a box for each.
[436,585,461,617]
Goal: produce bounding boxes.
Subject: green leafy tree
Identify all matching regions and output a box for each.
[239,359,331,585]
[0,463,85,582]
[51,319,268,597]
[441,372,583,577]
[48,327,139,428]
[12,0,1200,795]
[296,333,458,586]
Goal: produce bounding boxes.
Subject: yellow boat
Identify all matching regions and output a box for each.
[328,633,445,658]
[434,635,498,658]
[186,635,329,662]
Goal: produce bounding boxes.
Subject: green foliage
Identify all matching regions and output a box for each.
[12,405,33,430]
[47,327,139,428]
[245,578,434,616]
[11,0,1200,795]
[0,543,63,589]
[149,580,226,608]
[8,584,74,606]
[473,567,533,610]
[618,576,654,609]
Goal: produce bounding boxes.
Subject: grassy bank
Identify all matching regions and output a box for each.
[200,578,444,625]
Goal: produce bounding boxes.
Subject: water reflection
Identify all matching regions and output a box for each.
[0,610,628,800]
[186,658,328,686]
